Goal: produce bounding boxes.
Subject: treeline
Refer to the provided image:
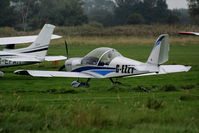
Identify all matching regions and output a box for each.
[0,0,87,31]
[0,0,198,31]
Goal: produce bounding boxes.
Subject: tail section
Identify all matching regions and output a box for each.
[147,34,169,65]
[134,34,169,72]
[10,24,55,59]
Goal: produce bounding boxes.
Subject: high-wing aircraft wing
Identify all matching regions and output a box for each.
[44,56,67,61]
[179,32,199,36]
[14,70,94,78]
[6,57,41,62]
[0,34,62,45]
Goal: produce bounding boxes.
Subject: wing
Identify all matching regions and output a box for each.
[127,65,191,78]
[14,70,95,78]
[0,34,62,45]
[179,32,199,36]
[44,56,67,61]
[7,57,41,62]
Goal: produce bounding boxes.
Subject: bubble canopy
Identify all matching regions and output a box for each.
[81,47,122,66]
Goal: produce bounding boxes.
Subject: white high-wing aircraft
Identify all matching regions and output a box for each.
[179,32,199,36]
[15,34,191,87]
[0,24,66,77]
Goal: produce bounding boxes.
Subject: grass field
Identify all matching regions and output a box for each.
[0,36,199,133]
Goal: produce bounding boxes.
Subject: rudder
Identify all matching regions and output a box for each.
[147,34,169,65]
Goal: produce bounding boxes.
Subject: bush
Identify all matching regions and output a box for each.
[127,13,145,24]
[146,98,164,110]
[161,84,178,92]
[180,94,199,101]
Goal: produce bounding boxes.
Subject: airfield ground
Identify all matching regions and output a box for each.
[0,36,199,133]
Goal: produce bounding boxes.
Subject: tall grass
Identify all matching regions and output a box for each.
[1,24,199,37]
[55,24,199,37]
[52,36,199,46]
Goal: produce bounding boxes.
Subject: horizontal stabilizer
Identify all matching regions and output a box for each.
[127,65,191,78]
[133,63,159,72]
[14,70,94,78]
[159,65,191,74]
[44,56,67,61]
[0,34,62,45]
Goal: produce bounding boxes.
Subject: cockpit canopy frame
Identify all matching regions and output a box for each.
[81,47,122,66]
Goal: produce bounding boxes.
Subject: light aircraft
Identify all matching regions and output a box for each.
[179,32,199,36]
[15,34,191,87]
[0,24,66,77]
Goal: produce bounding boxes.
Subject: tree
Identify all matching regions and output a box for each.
[153,0,170,23]
[114,0,142,25]
[0,0,16,27]
[187,0,199,24]
[127,13,145,24]
[83,0,115,26]
[10,0,87,30]
[114,0,172,25]
[11,0,40,31]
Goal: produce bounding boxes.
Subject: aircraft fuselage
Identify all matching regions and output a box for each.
[0,57,35,68]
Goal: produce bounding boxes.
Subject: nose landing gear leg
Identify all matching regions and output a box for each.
[71,78,91,88]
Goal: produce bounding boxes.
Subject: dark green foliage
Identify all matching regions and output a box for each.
[187,0,199,24]
[83,0,115,26]
[114,0,180,25]
[9,0,88,30]
[161,84,178,92]
[0,0,16,27]
[146,98,164,109]
[180,94,199,101]
[127,13,145,24]
[181,84,195,90]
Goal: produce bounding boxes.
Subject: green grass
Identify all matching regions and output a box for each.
[0,42,199,133]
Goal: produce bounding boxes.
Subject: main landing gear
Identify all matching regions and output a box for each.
[71,78,123,88]
[71,78,91,88]
[109,78,122,85]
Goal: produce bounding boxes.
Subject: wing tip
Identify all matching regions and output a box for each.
[14,70,30,76]
[185,66,192,72]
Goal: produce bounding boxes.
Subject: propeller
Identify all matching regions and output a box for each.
[58,40,69,71]
[65,40,69,58]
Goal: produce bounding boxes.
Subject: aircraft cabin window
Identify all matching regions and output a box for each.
[98,50,121,66]
[81,48,121,66]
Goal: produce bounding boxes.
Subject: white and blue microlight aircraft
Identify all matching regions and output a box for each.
[15,34,191,87]
[0,24,66,77]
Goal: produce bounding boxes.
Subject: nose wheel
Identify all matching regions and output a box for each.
[0,71,4,77]
[71,78,90,88]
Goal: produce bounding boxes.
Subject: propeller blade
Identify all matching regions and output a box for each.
[58,40,69,71]
[58,65,65,71]
[65,40,69,58]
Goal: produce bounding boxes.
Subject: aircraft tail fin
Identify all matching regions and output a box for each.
[26,24,55,57]
[147,34,169,65]
[10,24,55,59]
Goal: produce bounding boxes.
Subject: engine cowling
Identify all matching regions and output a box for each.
[65,58,82,71]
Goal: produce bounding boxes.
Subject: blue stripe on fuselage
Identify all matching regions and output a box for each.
[91,70,116,76]
[72,66,115,72]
